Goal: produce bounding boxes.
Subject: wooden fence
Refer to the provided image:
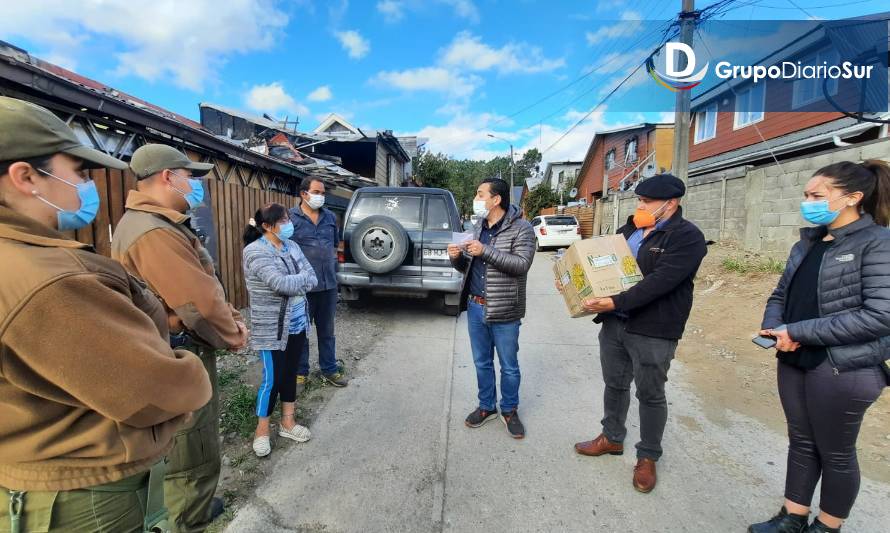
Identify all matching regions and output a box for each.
[65,154,300,310]
[534,202,603,238]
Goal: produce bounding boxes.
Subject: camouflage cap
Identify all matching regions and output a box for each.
[130,144,214,179]
[0,96,127,169]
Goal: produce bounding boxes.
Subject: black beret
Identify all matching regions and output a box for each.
[635,173,686,199]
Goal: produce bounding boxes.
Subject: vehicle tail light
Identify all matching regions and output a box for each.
[337,241,345,264]
[576,227,582,235]
[540,227,547,236]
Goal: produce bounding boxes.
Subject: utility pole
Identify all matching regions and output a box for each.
[487,133,515,204]
[671,0,696,184]
[509,143,515,205]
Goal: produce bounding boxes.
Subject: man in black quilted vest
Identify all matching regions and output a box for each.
[448,177,536,439]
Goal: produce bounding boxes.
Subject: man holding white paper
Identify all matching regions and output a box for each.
[448,177,535,439]
[563,173,706,493]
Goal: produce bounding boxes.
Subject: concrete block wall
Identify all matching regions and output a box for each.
[599,138,890,254]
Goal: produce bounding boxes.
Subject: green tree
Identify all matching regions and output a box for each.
[523,182,561,219]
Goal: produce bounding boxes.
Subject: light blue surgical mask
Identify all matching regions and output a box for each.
[800,194,850,226]
[170,171,205,210]
[277,221,294,241]
[34,169,100,231]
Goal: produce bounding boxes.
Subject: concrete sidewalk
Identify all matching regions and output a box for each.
[227,252,890,532]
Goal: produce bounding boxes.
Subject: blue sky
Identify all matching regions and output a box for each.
[2,0,887,165]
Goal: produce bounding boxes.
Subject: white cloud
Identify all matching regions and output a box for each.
[372,33,563,100]
[377,0,405,23]
[0,0,287,91]
[307,85,333,102]
[597,66,649,98]
[441,31,565,74]
[407,111,514,160]
[245,82,309,117]
[404,106,635,164]
[335,29,370,59]
[440,0,479,23]
[586,11,643,46]
[373,67,480,98]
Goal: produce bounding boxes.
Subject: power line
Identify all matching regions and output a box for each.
[542,61,647,154]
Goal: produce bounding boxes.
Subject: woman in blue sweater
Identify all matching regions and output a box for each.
[243,203,317,457]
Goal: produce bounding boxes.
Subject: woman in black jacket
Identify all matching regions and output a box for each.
[749,160,890,533]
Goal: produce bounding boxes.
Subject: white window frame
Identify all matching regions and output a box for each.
[605,149,616,170]
[734,82,766,130]
[625,137,638,164]
[792,48,840,109]
[694,103,718,144]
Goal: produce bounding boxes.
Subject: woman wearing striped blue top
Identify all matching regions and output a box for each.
[242,203,317,457]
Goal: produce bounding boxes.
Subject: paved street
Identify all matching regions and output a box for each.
[227,253,890,533]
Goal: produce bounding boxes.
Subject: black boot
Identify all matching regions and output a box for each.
[806,518,840,532]
[748,507,809,533]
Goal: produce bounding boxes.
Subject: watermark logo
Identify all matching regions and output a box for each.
[647,43,709,92]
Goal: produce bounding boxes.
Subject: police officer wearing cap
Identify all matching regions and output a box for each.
[0,98,212,531]
[565,173,707,493]
[112,144,249,532]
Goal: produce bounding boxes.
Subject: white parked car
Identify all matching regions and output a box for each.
[531,215,581,251]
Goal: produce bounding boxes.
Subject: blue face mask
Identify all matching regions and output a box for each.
[800,195,849,226]
[276,221,294,241]
[171,172,205,210]
[34,169,101,231]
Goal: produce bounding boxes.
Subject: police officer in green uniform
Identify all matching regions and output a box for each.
[112,144,249,532]
[0,98,212,532]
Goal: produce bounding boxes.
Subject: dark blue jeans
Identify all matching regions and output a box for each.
[298,288,339,376]
[467,300,522,413]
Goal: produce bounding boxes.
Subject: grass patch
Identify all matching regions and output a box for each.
[220,384,256,438]
[721,256,786,275]
[218,368,240,388]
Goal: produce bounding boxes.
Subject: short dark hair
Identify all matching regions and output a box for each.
[481,177,509,210]
[0,154,54,177]
[299,177,325,194]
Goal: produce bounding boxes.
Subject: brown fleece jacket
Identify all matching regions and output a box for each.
[0,206,212,491]
[112,190,244,349]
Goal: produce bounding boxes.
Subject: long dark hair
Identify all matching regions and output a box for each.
[243,203,288,245]
[814,159,890,226]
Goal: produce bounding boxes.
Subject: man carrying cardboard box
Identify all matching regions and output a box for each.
[563,173,706,493]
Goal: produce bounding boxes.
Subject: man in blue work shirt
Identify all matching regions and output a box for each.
[289,177,347,388]
[566,173,706,494]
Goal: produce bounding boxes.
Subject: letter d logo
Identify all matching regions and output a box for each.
[666,43,696,77]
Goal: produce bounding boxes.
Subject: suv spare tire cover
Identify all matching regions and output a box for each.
[350,215,410,274]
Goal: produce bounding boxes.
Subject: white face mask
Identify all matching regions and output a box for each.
[473,199,490,218]
[306,193,325,210]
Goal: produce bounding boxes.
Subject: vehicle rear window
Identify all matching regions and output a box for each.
[424,197,452,231]
[348,195,423,230]
[544,216,577,226]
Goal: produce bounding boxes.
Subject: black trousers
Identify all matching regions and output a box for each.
[778,359,884,518]
[598,316,678,460]
[257,333,306,418]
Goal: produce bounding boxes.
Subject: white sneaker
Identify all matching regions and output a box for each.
[278,424,311,443]
[252,436,271,457]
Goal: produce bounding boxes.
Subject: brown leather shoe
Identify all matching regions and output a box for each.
[632,458,657,493]
[574,434,624,456]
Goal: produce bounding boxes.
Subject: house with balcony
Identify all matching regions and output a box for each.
[575,123,674,204]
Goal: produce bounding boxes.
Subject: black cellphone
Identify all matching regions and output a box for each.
[752,335,777,349]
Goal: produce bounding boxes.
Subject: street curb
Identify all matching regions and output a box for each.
[431,313,459,532]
